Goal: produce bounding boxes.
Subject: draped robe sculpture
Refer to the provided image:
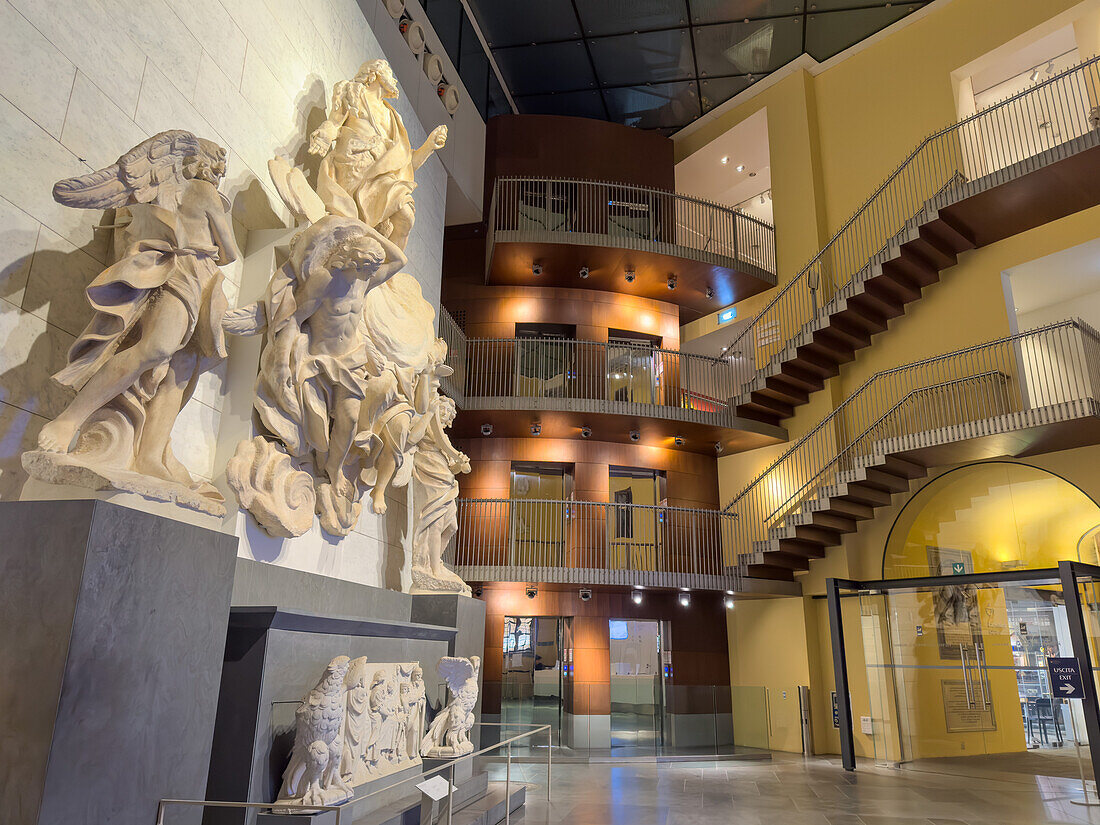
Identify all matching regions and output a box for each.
[22,131,237,515]
[225,58,471,596]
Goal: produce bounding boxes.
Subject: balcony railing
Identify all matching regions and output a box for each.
[727,319,1100,576]
[468,337,748,423]
[449,498,740,591]
[486,176,777,279]
[438,308,761,427]
[721,55,1100,392]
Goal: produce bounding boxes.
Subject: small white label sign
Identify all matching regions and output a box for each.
[416,775,456,801]
[860,716,873,735]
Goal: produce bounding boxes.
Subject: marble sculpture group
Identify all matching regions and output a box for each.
[275,657,428,810]
[277,654,479,811]
[21,59,471,596]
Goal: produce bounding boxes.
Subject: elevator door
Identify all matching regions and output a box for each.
[609,618,664,753]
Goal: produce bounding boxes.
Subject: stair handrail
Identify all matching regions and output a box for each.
[719,54,1100,383]
[760,369,1006,529]
[725,318,1100,554]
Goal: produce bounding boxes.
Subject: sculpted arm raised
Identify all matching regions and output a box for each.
[309,82,355,157]
[412,125,447,170]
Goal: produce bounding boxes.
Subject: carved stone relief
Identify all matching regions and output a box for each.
[275,656,426,812]
[421,656,480,758]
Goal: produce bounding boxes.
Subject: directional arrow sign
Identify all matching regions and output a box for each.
[1047,656,1085,699]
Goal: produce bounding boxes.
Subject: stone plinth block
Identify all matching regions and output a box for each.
[0,499,238,825]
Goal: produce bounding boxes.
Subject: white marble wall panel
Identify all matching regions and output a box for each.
[0,0,469,590]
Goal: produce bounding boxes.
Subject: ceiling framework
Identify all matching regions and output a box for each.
[465,0,929,132]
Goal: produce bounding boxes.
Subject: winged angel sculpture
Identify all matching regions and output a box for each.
[421,656,480,758]
[22,130,238,514]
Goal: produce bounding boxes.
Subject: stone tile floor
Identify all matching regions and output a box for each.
[486,752,1100,824]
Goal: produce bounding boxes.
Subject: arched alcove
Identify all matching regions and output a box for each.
[882,461,1100,580]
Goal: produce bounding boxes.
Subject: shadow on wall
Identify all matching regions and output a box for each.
[0,214,118,501]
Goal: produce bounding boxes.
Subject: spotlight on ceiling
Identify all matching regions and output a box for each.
[667,275,677,290]
[579,588,592,602]
[579,266,589,279]
[472,585,483,597]
[720,156,729,165]
[760,194,766,205]
[624,268,636,283]
[705,286,714,299]
[679,591,691,607]
[735,164,745,172]
[632,590,643,605]
[480,423,493,436]
[1030,67,1040,82]
[1046,59,1055,74]
[580,426,592,439]
[724,595,735,609]
[525,585,538,599]
[714,441,723,454]
[532,263,543,276]
[530,421,542,436]
[629,430,641,442]
[673,435,685,446]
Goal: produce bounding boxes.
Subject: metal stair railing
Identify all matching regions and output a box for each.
[720,55,1100,392]
[726,319,1100,571]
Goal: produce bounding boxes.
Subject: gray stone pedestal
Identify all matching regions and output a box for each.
[0,499,238,825]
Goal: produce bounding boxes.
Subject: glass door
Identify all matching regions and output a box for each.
[860,578,1082,782]
[609,618,663,754]
[501,616,563,752]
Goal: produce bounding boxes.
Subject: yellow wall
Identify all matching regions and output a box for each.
[727,595,812,752]
[688,0,1100,758]
[679,0,1096,342]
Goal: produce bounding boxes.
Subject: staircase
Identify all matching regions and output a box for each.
[727,320,1100,583]
[724,56,1100,427]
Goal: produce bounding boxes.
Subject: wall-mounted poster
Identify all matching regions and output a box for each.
[927,547,982,660]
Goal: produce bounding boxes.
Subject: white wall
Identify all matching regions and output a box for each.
[0,0,460,589]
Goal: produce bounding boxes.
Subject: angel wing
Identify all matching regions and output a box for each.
[53,130,201,210]
[436,657,475,691]
[269,156,327,225]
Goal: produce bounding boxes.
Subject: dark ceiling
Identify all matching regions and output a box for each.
[462,0,929,132]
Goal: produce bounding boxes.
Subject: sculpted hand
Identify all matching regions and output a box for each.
[428,125,448,150]
[309,122,339,156]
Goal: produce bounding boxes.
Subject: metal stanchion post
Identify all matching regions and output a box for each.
[505,743,512,825]
[1070,704,1100,806]
[547,726,552,801]
[448,762,455,825]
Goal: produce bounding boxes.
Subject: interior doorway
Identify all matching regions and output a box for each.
[501,616,564,743]
[609,618,665,753]
[830,563,1100,789]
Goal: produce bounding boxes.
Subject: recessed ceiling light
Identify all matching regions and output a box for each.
[720,156,729,165]
[735,164,745,172]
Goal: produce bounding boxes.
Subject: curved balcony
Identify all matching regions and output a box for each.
[485,176,777,320]
[438,313,786,452]
[448,498,795,594]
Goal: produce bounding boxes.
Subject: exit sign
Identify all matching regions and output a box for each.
[718,306,737,324]
[951,562,966,575]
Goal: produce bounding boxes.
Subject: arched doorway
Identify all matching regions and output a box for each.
[855,462,1100,781]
